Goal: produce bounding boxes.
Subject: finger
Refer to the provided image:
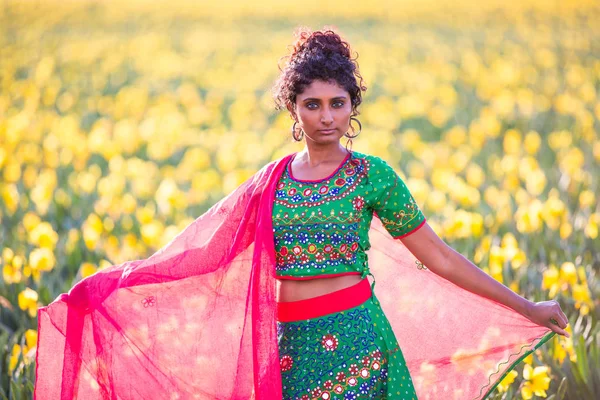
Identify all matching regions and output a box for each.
[552,304,568,327]
[560,310,569,326]
[559,313,569,328]
[549,323,570,338]
[553,314,568,329]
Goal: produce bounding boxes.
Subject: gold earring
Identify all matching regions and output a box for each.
[291,121,304,141]
[344,117,362,138]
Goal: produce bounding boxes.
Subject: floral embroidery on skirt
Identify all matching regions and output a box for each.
[277,292,418,399]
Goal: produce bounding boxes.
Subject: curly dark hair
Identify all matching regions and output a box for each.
[271,26,367,119]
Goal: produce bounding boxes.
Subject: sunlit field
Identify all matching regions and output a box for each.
[1,0,599,398]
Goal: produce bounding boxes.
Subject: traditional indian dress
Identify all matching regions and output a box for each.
[34,150,555,400]
[273,151,424,399]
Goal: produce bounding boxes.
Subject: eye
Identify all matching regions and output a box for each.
[306,101,345,110]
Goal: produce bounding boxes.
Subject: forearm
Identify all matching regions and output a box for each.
[435,246,533,316]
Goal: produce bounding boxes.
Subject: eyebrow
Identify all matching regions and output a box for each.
[302,96,347,102]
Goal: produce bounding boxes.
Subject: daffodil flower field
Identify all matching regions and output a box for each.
[0,0,599,398]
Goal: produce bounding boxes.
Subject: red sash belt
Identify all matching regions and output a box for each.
[277,278,372,322]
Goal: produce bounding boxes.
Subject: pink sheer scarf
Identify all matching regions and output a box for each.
[34,153,554,399]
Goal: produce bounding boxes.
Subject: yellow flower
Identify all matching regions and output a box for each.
[18,287,39,318]
[541,194,566,231]
[83,213,104,250]
[1,183,20,214]
[560,222,573,239]
[521,364,551,399]
[489,245,505,266]
[542,265,560,298]
[501,233,519,259]
[135,204,156,224]
[572,283,593,315]
[560,262,577,286]
[503,129,521,154]
[23,212,42,232]
[496,370,518,393]
[401,129,424,153]
[558,147,584,176]
[425,190,446,213]
[523,131,542,154]
[140,220,165,248]
[444,125,467,148]
[511,250,526,270]
[24,329,38,351]
[29,247,56,272]
[3,259,23,284]
[8,329,38,375]
[28,221,59,249]
[465,164,485,187]
[443,210,483,239]
[579,190,596,209]
[553,326,576,364]
[80,262,97,278]
[516,200,543,233]
[2,247,15,263]
[525,169,547,196]
[584,218,598,239]
[9,344,22,374]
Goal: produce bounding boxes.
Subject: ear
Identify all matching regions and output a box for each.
[286,104,298,121]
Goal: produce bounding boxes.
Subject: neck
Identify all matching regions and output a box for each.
[299,143,350,167]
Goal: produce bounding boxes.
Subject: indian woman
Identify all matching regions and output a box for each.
[269,27,569,400]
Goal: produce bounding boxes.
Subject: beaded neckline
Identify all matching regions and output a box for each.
[286,151,352,184]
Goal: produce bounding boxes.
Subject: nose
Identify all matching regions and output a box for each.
[321,107,334,124]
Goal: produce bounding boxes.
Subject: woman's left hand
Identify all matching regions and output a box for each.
[524,300,570,338]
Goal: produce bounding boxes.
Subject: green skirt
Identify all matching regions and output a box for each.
[276,277,418,400]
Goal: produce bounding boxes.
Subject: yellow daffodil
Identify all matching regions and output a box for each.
[521,364,551,399]
[28,247,56,272]
[585,218,598,239]
[496,369,518,393]
[9,344,22,374]
[503,129,521,154]
[542,265,561,298]
[1,183,20,213]
[523,131,542,154]
[572,283,593,315]
[578,190,596,208]
[17,287,39,318]
[80,262,98,278]
[560,262,577,285]
[3,260,23,284]
[28,221,59,249]
[553,325,576,364]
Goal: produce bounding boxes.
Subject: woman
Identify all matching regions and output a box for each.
[35,27,569,400]
[270,27,569,399]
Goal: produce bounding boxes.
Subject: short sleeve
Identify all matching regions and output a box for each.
[367,156,426,238]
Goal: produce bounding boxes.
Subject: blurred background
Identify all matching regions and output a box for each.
[0,0,598,398]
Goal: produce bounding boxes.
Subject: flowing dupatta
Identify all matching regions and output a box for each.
[34,153,555,400]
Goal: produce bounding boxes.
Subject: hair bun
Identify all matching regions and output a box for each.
[289,26,352,63]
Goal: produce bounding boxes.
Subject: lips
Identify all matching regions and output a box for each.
[319,129,336,134]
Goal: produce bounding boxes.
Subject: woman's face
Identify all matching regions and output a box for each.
[290,79,352,146]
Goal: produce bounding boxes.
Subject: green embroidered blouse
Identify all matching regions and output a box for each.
[272,150,426,280]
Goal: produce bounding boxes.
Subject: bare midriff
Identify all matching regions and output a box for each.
[277,274,363,302]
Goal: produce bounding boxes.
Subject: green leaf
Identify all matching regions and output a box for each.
[556,376,567,400]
